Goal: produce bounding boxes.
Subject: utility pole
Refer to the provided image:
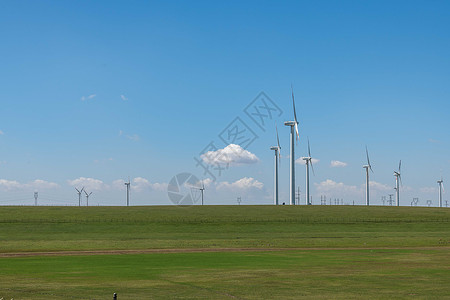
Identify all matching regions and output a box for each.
[295,187,301,205]
[388,194,394,206]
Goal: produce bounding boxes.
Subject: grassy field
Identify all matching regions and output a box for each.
[0,205,449,299]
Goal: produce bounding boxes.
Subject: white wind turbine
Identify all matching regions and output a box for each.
[437,177,444,208]
[393,160,402,206]
[199,180,205,205]
[75,187,84,207]
[270,125,281,205]
[301,138,315,205]
[363,146,373,206]
[284,86,300,205]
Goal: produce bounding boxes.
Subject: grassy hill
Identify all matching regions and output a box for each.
[0,205,448,252]
[0,206,449,299]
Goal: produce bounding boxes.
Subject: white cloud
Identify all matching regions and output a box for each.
[67,177,107,191]
[0,179,22,191]
[112,179,126,191]
[201,144,259,166]
[369,181,391,191]
[330,160,347,168]
[132,177,167,192]
[0,130,4,135]
[118,130,123,136]
[217,177,263,190]
[296,157,319,165]
[80,94,96,101]
[120,94,128,101]
[420,187,438,194]
[0,179,58,191]
[126,134,140,141]
[315,179,359,195]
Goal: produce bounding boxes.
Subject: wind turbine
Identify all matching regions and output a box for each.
[284,86,300,205]
[301,138,315,205]
[199,180,205,205]
[124,178,131,206]
[437,177,444,208]
[75,187,84,207]
[393,160,402,206]
[84,190,92,207]
[270,125,281,205]
[363,146,373,206]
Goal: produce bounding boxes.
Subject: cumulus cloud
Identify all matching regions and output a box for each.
[420,187,438,194]
[112,179,126,191]
[315,179,359,195]
[80,94,96,101]
[369,181,391,191]
[0,179,58,191]
[67,177,107,191]
[201,144,259,166]
[120,94,128,101]
[330,160,347,168]
[217,177,263,190]
[296,157,319,165]
[132,177,167,192]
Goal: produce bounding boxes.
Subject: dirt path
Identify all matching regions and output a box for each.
[1,246,449,257]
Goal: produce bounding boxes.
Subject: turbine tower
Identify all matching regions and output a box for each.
[75,187,84,207]
[84,190,92,207]
[301,138,315,205]
[284,86,300,205]
[125,178,131,206]
[393,160,402,206]
[437,177,444,208]
[363,146,373,206]
[270,125,281,205]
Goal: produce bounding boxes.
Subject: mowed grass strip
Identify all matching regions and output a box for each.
[0,249,449,299]
[0,206,449,252]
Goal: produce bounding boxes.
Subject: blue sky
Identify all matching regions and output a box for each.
[0,0,449,206]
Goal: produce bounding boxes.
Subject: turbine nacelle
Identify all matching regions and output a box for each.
[270,146,280,151]
[284,121,296,126]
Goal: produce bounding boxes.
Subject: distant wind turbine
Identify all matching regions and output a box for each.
[302,138,315,205]
[270,125,281,205]
[125,178,131,206]
[284,85,300,205]
[199,180,205,205]
[363,146,373,206]
[393,160,402,206]
[437,177,444,208]
[75,187,84,207]
[84,190,92,207]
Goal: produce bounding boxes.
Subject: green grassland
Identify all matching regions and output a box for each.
[0,205,449,299]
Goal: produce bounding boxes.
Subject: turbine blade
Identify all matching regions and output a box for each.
[399,174,403,187]
[276,124,280,149]
[310,158,315,176]
[75,188,80,193]
[308,138,311,158]
[81,187,84,192]
[366,146,373,172]
[291,84,297,123]
[398,160,402,173]
[294,122,300,141]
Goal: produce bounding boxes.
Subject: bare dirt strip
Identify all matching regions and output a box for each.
[1,246,449,257]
